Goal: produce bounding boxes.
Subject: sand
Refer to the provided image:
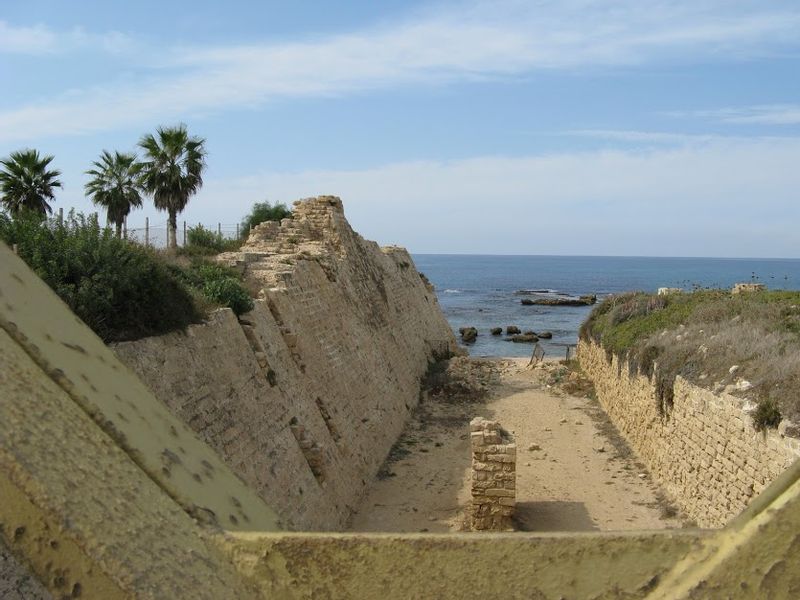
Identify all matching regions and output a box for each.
[347,357,684,533]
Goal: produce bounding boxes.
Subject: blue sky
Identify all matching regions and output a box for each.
[2,0,800,256]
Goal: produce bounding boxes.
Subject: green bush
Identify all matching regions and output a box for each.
[180,224,241,256]
[170,259,253,316]
[187,224,222,248]
[240,201,291,238]
[0,211,201,342]
[202,277,253,316]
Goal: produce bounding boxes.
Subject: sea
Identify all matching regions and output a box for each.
[412,255,800,359]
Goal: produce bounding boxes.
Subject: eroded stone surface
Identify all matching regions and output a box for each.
[580,340,800,528]
[113,197,458,530]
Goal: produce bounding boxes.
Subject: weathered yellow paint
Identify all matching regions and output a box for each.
[221,530,704,599]
[0,328,260,599]
[0,467,126,600]
[649,459,800,598]
[0,243,281,533]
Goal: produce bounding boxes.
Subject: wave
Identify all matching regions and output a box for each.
[443,289,462,294]
[515,289,570,296]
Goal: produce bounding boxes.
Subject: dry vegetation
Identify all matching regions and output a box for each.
[580,290,800,427]
[421,356,501,403]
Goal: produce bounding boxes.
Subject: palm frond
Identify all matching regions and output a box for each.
[84,149,144,232]
[0,148,62,215]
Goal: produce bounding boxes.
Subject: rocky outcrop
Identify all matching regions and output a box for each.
[522,294,597,306]
[459,327,478,343]
[658,287,683,296]
[732,283,766,294]
[506,326,521,335]
[508,333,538,343]
[113,197,458,531]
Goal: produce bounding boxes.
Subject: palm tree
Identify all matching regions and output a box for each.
[84,150,144,237]
[0,149,62,216]
[138,124,206,249]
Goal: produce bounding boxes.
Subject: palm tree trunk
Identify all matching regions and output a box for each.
[168,209,178,249]
[115,221,122,238]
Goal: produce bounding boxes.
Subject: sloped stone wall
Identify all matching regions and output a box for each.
[113,197,457,530]
[579,340,800,528]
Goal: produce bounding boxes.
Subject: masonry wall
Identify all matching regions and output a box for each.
[470,418,516,531]
[112,197,458,531]
[579,340,800,528]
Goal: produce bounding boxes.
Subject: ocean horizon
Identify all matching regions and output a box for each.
[412,254,800,359]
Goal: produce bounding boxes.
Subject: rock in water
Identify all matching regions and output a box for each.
[523,294,597,306]
[460,327,478,343]
[490,327,503,336]
[508,333,538,343]
[537,331,553,339]
[506,325,521,335]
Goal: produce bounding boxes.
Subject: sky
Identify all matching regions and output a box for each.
[1,0,800,257]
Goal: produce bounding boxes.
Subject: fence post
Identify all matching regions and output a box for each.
[12,244,18,255]
[183,221,187,247]
[145,217,149,247]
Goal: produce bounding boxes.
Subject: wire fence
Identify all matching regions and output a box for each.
[122,218,243,248]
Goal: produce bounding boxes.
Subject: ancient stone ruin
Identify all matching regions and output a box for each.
[112,196,459,531]
[470,417,516,531]
[732,282,766,294]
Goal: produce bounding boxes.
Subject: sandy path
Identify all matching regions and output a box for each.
[348,358,683,533]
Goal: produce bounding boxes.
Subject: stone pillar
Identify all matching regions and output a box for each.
[470,417,515,531]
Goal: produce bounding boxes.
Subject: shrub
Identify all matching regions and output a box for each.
[170,259,253,316]
[753,398,782,431]
[239,201,291,238]
[187,224,221,248]
[180,224,241,256]
[0,211,201,341]
[202,277,253,316]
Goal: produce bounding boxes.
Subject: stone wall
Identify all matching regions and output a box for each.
[112,197,458,531]
[0,539,52,600]
[470,418,516,530]
[579,340,800,528]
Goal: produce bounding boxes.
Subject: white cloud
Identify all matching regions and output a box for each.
[187,136,800,258]
[0,21,56,54]
[0,20,133,55]
[565,129,722,144]
[668,104,800,125]
[3,0,800,142]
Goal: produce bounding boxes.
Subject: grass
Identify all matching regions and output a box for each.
[581,289,800,426]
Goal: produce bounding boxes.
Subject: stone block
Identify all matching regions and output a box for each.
[485,488,514,498]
